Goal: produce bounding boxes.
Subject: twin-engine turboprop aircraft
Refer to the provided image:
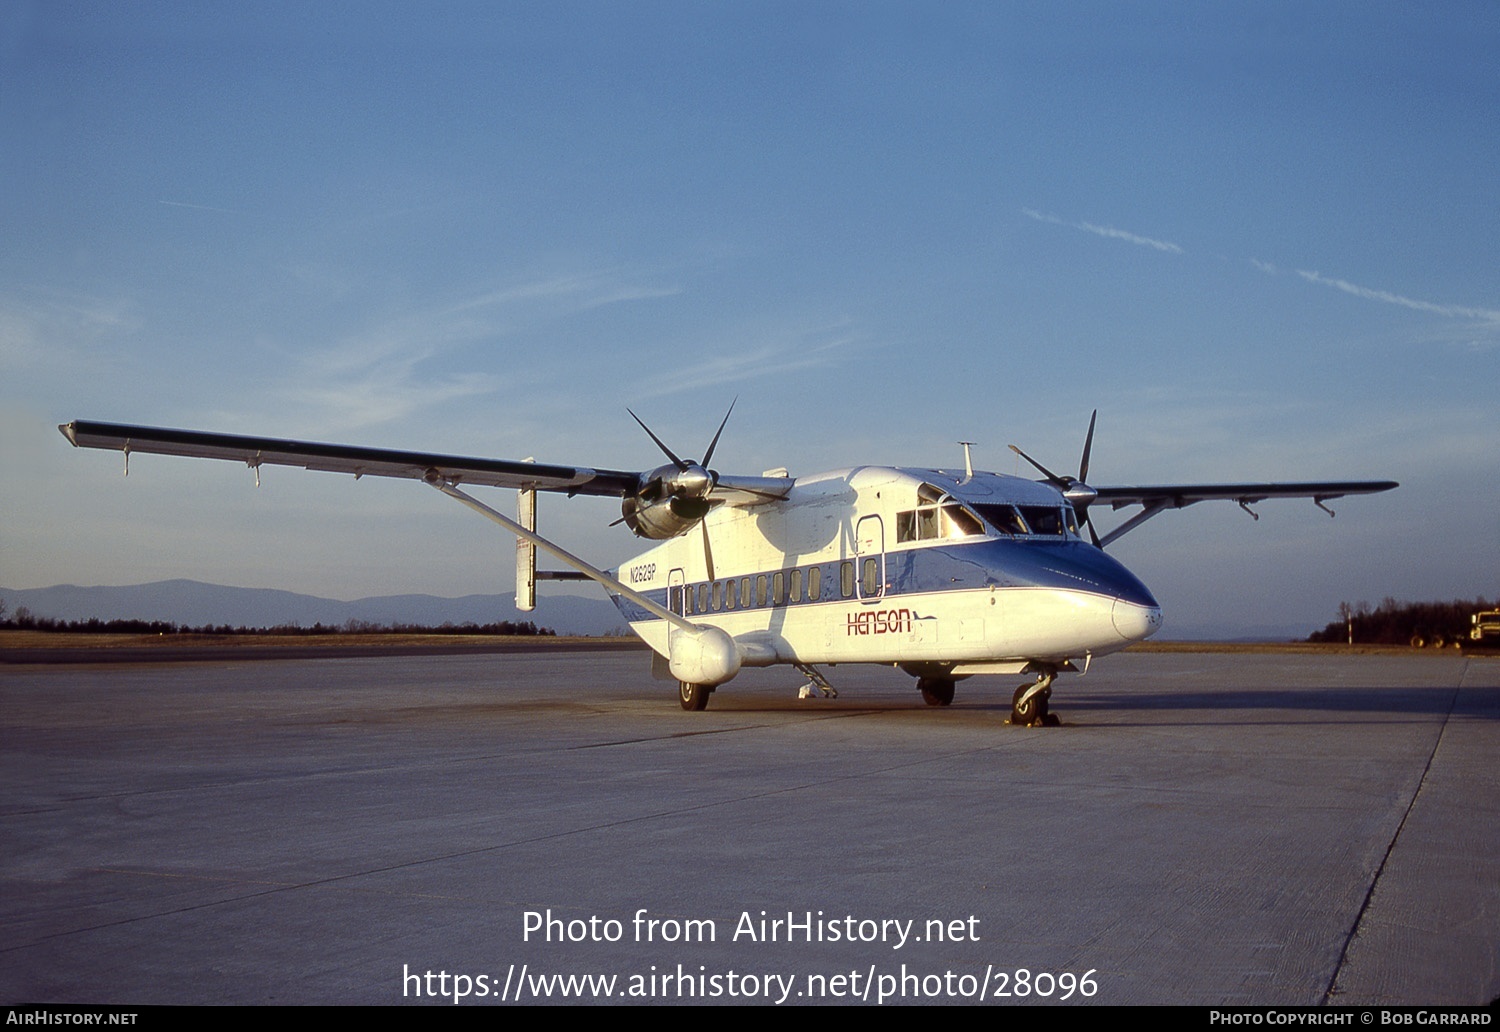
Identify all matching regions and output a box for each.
[59,411,1396,725]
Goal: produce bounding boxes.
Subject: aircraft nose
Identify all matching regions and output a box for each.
[1112,598,1163,642]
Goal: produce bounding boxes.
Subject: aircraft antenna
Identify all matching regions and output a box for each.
[958,441,975,481]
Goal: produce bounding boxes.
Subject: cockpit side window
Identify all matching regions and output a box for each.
[940,504,983,538]
[973,503,1026,536]
[1019,506,1063,536]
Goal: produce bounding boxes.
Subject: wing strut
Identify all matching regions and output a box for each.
[425,474,696,633]
[1096,500,1170,549]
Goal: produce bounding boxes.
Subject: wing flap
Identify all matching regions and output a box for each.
[60,420,642,497]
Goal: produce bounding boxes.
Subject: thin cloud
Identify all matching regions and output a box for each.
[285,319,503,433]
[0,291,137,372]
[582,285,682,309]
[273,269,682,433]
[1296,270,1500,324]
[1022,208,1184,254]
[285,363,499,435]
[158,200,244,216]
[443,273,680,317]
[637,335,855,399]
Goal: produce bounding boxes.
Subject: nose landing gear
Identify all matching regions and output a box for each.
[1011,667,1061,727]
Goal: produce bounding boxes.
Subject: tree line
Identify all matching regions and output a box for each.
[1306,597,1494,646]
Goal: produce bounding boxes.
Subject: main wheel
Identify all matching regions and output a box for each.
[1011,684,1049,726]
[918,677,955,706]
[679,681,712,711]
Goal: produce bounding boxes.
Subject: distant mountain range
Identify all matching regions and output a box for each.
[0,580,626,636]
[0,580,1306,642]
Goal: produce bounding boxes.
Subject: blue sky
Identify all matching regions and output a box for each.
[3,1,1497,635]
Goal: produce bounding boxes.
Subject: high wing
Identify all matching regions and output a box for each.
[1089,480,1399,547]
[59,417,794,517]
[59,420,644,496]
[58,417,793,640]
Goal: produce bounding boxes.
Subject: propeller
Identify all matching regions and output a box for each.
[1009,410,1103,547]
[627,397,735,508]
[618,401,739,590]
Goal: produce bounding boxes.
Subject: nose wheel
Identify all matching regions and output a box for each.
[1010,667,1061,727]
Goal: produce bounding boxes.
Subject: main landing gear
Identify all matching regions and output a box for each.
[1010,666,1061,727]
[917,677,955,707]
[679,681,714,711]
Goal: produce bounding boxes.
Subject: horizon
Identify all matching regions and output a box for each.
[8,577,1494,643]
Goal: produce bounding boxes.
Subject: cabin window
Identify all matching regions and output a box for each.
[840,561,854,599]
[724,580,735,610]
[861,557,880,596]
[740,577,751,608]
[788,568,801,602]
[916,507,940,540]
[755,574,767,607]
[712,581,722,611]
[772,571,785,605]
[670,586,683,613]
[808,566,821,601]
[896,510,914,541]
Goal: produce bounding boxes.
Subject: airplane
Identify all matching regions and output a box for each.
[58,411,1396,726]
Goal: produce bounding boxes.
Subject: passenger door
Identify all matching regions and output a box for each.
[855,515,885,603]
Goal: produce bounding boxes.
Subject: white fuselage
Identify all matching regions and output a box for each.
[609,466,1163,680]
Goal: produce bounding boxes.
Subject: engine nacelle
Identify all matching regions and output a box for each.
[620,495,712,539]
[620,462,715,539]
[668,625,742,686]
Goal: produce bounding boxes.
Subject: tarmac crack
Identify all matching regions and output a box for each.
[1321,663,1466,1004]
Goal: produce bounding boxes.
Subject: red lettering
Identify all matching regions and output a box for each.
[846,608,915,636]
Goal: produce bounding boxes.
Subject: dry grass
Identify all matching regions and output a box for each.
[0,629,629,651]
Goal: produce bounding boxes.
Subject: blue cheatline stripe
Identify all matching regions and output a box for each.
[608,539,1158,624]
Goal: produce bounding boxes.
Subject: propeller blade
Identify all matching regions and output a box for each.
[700,520,716,581]
[1079,409,1096,483]
[627,409,688,471]
[701,397,737,468]
[1008,443,1066,485]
